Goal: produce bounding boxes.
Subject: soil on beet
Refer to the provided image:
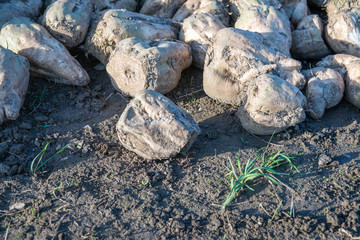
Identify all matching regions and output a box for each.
[1,52,360,240]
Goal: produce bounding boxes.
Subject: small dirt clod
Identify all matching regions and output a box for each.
[318,154,333,167]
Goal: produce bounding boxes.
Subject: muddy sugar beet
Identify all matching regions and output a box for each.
[229,0,281,23]
[139,0,186,19]
[317,54,360,109]
[0,0,42,27]
[279,0,308,27]
[85,9,180,64]
[0,17,90,86]
[106,37,192,96]
[324,0,360,15]
[173,0,229,26]
[237,74,307,135]
[41,0,92,48]
[179,13,225,69]
[91,0,138,12]
[0,47,30,125]
[116,90,200,160]
[325,9,360,58]
[234,4,292,56]
[203,27,305,106]
[291,14,330,60]
[303,67,344,119]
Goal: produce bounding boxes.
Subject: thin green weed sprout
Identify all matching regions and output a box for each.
[31,83,47,107]
[272,200,283,220]
[140,179,149,187]
[53,180,78,191]
[53,182,64,191]
[27,83,48,116]
[222,137,300,216]
[30,142,81,175]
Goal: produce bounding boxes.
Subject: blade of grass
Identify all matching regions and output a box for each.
[32,83,47,106]
[279,154,300,173]
[264,132,275,152]
[30,142,50,174]
[244,184,255,191]
[290,196,294,217]
[237,154,243,175]
[271,200,283,220]
[31,142,79,174]
[264,175,282,186]
[256,166,287,176]
[36,143,74,170]
[228,156,238,179]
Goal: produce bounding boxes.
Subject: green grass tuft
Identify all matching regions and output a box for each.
[222,138,299,211]
[30,142,81,175]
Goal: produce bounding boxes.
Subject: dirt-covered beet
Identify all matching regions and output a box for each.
[317,54,360,109]
[116,89,200,160]
[106,37,192,96]
[173,0,229,26]
[303,67,344,119]
[234,4,292,56]
[237,74,307,135]
[41,0,92,48]
[325,0,360,15]
[229,0,282,23]
[279,0,309,26]
[291,14,331,60]
[203,27,304,105]
[139,0,186,19]
[85,9,180,64]
[0,0,42,27]
[0,47,30,125]
[179,13,225,69]
[325,9,360,58]
[0,17,90,86]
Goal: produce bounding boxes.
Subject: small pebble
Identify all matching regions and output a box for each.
[94,63,106,71]
[69,139,84,150]
[0,163,10,174]
[94,85,102,91]
[84,125,96,136]
[19,122,32,130]
[34,115,49,122]
[75,102,84,109]
[10,202,25,211]
[22,134,31,143]
[318,154,332,167]
[3,155,19,166]
[17,163,26,174]
[10,144,25,155]
[34,139,41,147]
[8,165,18,176]
[0,142,9,155]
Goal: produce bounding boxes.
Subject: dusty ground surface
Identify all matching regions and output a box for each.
[1,51,360,240]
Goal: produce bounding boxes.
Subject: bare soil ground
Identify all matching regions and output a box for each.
[1,53,360,240]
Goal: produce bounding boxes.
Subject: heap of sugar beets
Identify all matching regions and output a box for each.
[1,0,360,159]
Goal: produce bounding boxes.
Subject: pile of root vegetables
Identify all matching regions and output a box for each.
[1,0,360,159]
